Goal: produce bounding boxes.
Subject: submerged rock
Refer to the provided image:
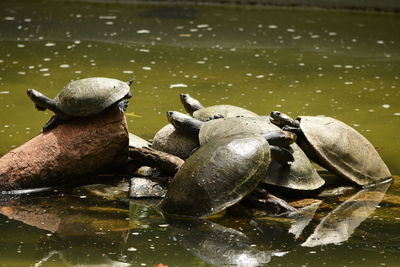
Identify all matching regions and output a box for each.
[130,177,168,198]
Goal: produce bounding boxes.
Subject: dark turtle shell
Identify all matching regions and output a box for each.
[55,77,130,116]
[297,116,391,186]
[159,133,271,217]
[199,116,325,190]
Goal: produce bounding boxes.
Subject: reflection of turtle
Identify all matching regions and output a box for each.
[180,93,258,121]
[160,132,293,217]
[270,111,391,186]
[167,111,325,191]
[27,77,134,131]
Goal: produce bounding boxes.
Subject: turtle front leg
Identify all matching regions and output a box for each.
[116,99,130,113]
[270,146,294,166]
[42,114,64,132]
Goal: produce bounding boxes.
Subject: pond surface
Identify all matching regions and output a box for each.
[0,1,399,266]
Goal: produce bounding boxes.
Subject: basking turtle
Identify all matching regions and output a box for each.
[167,111,325,190]
[159,132,289,217]
[27,77,134,131]
[270,111,391,186]
[180,93,258,121]
[167,111,295,163]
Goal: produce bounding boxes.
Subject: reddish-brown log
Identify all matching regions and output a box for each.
[0,109,129,190]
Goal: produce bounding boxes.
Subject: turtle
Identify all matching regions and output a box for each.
[180,93,259,121]
[159,132,290,217]
[269,111,391,186]
[26,77,134,132]
[167,111,325,190]
[167,111,295,162]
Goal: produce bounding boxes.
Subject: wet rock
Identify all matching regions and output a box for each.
[152,124,199,160]
[130,177,168,198]
[72,181,130,201]
[134,166,159,177]
[0,110,128,190]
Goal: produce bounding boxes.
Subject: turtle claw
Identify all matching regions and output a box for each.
[117,100,129,113]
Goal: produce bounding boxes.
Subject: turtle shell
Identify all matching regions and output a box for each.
[199,116,325,190]
[298,116,391,186]
[199,116,275,146]
[55,77,130,116]
[159,133,271,217]
[193,104,258,121]
[152,124,199,159]
[263,143,324,190]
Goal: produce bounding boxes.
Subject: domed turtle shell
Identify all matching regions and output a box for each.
[296,116,391,186]
[264,142,324,190]
[193,105,259,121]
[199,116,325,190]
[152,123,199,159]
[159,133,271,217]
[55,77,131,116]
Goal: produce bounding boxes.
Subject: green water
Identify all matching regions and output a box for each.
[0,1,399,266]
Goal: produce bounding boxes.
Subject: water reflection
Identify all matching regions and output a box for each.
[167,218,272,267]
[0,196,131,266]
[302,181,391,247]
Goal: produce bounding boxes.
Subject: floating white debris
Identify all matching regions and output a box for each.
[79,195,87,199]
[59,64,70,68]
[256,75,265,78]
[17,44,25,48]
[137,29,150,34]
[139,49,150,53]
[4,17,15,21]
[123,70,133,74]
[105,21,113,25]
[170,83,187,88]
[394,113,400,116]
[382,104,390,108]
[99,15,117,20]
[43,58,51,61]
[344,81,353,85]
[196,61,205,64]
[376,40,385,45]
[142,66,151,71]
[127,247,137,251]
[17,72,26,75]
[158,224,169,227]
[45,43,55,47]
[39,68,49,72]
[268,25,278,29]
[197,24,209,28]
[0,91,9,94]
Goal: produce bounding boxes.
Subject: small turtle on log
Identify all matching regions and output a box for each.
[27,77,134,131]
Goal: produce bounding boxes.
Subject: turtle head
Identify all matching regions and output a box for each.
[26,89,56,112]
[126,77,135,86]
[270,111,300,128]
[167,111,202,137]
[180,93,204,115]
